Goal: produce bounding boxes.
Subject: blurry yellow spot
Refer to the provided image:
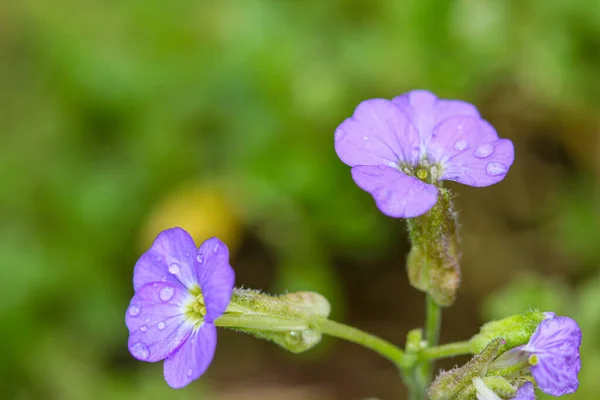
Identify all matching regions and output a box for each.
[140,182,242,253]
[416,169,429,180]
[528,354,539,365]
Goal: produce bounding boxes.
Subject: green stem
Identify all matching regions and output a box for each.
[425,295,442,348]
[420,340,472,360]
[416,295,442,398]
[424,296,442,375]
[313,316,407,369]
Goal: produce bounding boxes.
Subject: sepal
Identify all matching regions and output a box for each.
[407,188,460,306]
[470,311,546,354]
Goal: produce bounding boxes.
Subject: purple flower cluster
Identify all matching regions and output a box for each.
[334,90,514,218]
[125,228,235,388]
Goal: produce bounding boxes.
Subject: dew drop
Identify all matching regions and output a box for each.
[130,342,150,360]
[187,369,193,377]
[362,136,368,141]
[157,322,166,330]
[454,140,468,151]
[485,162,507,176]
[474,143,494,158]
[128,305,141,317]
[168,263,180,274]
[196,254,203,263]
[159,286,175,302]
[152,282,158,288]
[212,243,220,253]
[140,325,148,332]
[160,275,167,282]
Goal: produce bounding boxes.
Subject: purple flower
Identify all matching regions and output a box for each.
[519,316,582,396]
[514,382,535,400]
[125,228,235,388]
[334,90,514,218]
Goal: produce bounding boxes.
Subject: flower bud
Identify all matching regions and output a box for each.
[407,188,460,306]
[469,311,546,354]
[216,289,332,353]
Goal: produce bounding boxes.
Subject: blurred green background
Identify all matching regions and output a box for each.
[2,0,599,399]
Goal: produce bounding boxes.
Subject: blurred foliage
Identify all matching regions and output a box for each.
[1,0,600,399]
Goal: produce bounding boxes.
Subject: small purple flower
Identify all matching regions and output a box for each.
[334,90,514,218]
[125,227,235,388]
[514,382,535,400]
[519,316,582,396]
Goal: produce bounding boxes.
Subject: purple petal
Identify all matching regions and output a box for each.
[196,237,235,322]
[134,227,200,291]
[392,90,480,150]
[426,116,514,187]
[351,165,438,218]
[334,99,420,167]
[514,382,535,400]
[126,281,195,362]
[163,323,217,389]
[525,316,582,396]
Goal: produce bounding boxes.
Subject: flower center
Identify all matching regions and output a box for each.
[528,354,539,366]
[416,167,429,181]
[401,160,442,185]
[186,285,207,323]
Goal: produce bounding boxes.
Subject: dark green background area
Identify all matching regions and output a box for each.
[2,1,599,399]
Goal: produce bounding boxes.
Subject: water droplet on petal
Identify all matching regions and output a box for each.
[159,286,175,302]
[213,243,220,253]
[196,254,203,263]
[152,282,158,288]
[140,325,148,332]
[168,263,180,274]
[130,342,150,360]
[128,305,141,317]
[157,322,166,330]
[485,162,507,176]
[187,369,193,377]
[362,136,368,141]
[161,276,167,282]
[454,140,468,151]
[474,144,494,158]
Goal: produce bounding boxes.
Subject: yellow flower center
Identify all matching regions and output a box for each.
[186,285,207,325]
[528,354,539,366]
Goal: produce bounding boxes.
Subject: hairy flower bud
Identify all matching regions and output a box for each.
[470,311,546,354]
[215,289,332,353]
[407,188,460,306]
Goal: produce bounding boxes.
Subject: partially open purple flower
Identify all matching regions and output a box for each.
[520,316,582,396]
[125,228,235,388]
[514,382,535,400]
[334,90,514,218]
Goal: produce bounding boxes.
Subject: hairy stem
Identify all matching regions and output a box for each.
[313,316,407,370]
[420,340,472,360]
